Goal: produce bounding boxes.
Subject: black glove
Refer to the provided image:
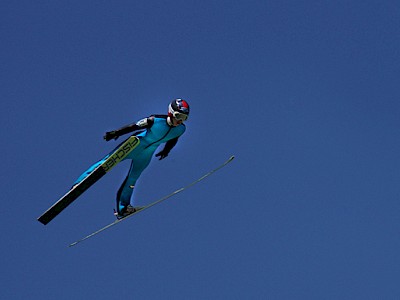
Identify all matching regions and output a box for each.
[103,131,119,141]
[155,150,169,160]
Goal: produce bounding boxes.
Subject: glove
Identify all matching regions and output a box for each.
[155,150,169,160]
[103,131,119,141]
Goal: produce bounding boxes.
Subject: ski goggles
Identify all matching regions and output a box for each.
[172,111,188,121]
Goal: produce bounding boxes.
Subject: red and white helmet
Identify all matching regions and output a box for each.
[168,99,190,121]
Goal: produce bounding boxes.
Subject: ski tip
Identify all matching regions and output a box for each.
[228,155,235,162]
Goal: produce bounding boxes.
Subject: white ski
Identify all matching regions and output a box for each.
[69,155,235,247]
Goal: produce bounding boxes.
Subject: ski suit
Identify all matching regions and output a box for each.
[74,115,186,211]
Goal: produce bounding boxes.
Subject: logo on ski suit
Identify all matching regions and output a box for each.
[102,137,140,172]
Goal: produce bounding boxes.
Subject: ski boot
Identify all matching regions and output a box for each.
[114,205,144,220]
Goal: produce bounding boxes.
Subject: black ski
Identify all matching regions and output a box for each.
[38,136,140,225]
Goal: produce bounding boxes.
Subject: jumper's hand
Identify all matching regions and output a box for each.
[104,131,119,141]
[155,150,169,160]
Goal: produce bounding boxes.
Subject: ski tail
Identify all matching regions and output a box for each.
[38,167,105,225]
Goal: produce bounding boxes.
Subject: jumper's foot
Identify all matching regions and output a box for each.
[114,205,144,220]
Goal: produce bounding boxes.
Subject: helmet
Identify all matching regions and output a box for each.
[168,99,190,121]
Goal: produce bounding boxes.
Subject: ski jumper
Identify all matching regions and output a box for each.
[74,115,186,212]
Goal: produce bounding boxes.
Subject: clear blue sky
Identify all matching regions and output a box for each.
[2,0,400,299]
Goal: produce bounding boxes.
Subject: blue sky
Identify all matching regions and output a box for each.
[1,0,400,299]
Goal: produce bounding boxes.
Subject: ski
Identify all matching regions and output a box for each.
[69,155,235,247]
[38,136,140,225]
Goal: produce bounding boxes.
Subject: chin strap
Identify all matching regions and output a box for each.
[167,116,173,126]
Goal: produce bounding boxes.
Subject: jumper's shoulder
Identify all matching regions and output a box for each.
[136,116,155,128]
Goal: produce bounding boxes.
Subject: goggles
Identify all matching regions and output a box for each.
[172,111,188,121]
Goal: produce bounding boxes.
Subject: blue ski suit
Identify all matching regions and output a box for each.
[74,115,186,211]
